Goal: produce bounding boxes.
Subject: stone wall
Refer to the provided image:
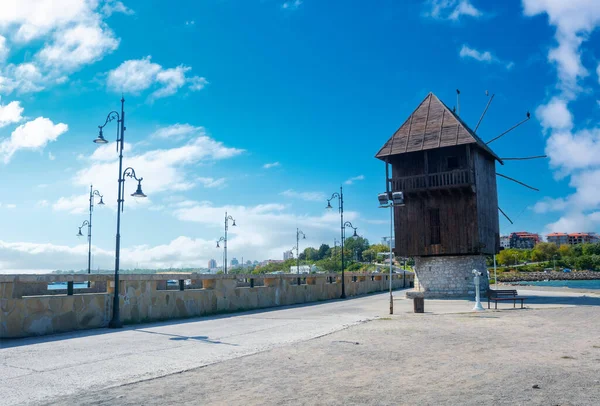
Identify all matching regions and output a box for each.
[411,255,488,298]
[0,272,414,339]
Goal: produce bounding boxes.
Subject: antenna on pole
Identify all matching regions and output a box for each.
[474,91,495,133]
[486,111,531,144]
[456,89,461,116]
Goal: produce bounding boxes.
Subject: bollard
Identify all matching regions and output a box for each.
[67,281,74,296]
[179,280,185,291]
[413,297,424,313]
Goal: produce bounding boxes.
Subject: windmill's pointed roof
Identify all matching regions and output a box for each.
[375,93,502,164]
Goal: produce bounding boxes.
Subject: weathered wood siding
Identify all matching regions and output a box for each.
[474,149,500,254]
[393,192,479,257]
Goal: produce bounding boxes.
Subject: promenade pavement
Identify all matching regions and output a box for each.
[1,288,599,405]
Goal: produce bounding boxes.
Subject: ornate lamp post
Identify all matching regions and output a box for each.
[216,212,236,274]
[94,98,147,329]
[327,187,347,298]
[76,186,104,278]
[296,228,306,274]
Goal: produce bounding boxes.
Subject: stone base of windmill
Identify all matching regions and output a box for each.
[406,255,489,299]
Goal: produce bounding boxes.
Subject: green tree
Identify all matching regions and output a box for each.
[317,244,330,260]
[531,242,558,262]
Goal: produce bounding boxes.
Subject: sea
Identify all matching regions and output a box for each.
[512,279,600,290]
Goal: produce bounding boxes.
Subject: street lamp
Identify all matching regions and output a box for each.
[217,212,236,274]
[94,97,147,329]
[553,254,557,272]
[296,228,306,274]
[327,187,348,298]
[76,186,104,279]
[378,191,405,315]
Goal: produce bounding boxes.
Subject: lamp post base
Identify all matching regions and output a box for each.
[472,302,485,312]
[108,318,123,329]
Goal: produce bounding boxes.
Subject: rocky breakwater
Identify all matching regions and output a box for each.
[498,271,600,282]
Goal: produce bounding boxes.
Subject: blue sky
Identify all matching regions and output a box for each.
[1,0,600,272]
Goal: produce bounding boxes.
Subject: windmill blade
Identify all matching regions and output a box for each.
[486,112,531,144]
[498,207,514,224]
[474,93,495,133]
[500,155,547,161]
[497,173,539,191]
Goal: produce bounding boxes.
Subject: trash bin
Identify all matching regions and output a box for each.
[413,297,424,313]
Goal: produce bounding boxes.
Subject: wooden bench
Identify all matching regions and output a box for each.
[487,289,528,309]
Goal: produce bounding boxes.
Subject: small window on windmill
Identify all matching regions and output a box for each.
[429,208,441,245]
[447,156,459,170]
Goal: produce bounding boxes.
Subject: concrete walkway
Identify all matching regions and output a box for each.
[1,288,599,405]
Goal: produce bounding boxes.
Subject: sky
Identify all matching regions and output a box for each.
[1,0,600,273]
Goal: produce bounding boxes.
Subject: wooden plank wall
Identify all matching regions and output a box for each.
[394,192,479,257]
[474,149,500,255]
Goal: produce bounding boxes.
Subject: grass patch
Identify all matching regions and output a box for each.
[377,317,393,321]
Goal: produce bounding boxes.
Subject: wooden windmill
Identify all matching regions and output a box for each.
[375,92,540,297]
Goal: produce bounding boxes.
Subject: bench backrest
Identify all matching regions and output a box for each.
[488,289,518,298]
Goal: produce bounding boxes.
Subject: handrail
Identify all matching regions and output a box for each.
[392,169,472,191]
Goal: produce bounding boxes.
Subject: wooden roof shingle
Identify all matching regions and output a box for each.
[375,93,503,163]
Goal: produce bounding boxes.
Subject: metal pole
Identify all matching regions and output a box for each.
[88,185,93,276]
[389,203,393,315]
[340,186,346,299]
[224,212,228,275]
[493,254,497,289]
[109,97,125,329]
[297,228,300,274]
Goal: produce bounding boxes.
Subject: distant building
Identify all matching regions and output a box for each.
[283,250,294,261]
[509,232,540,249]
[547,232,569,246]
[547,232,598,246]
[208,259,217,269]
[500,235,510,249]
[231,258,239,267]
[289,265,311,274]
[568,232,598,245]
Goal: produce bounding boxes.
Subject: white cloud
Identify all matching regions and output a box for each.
[36,22,119,71]
[459,45,492,62]
[107,56,208,100]
[280,189,326,202]
[536,97,573,131]
[0,35,8,61]
[36,200,49,208]
[197,177,227,189]
[426,0,482,21]
[523,0,600,94]
[0,101,23,127]
[3,203,16,209]
[152,124,204,140]
[0,0,130,94]
[525,0,600,234]
[172,200,360,261]
[48,151,56,160]
[282,0,303,10]
[344,175,365,185]
[54,130,243,213]
[185,20,195,26]
[0,117,68,163]
[459,45,514,69]
[263,162,281,169]
[102,0,133,16]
